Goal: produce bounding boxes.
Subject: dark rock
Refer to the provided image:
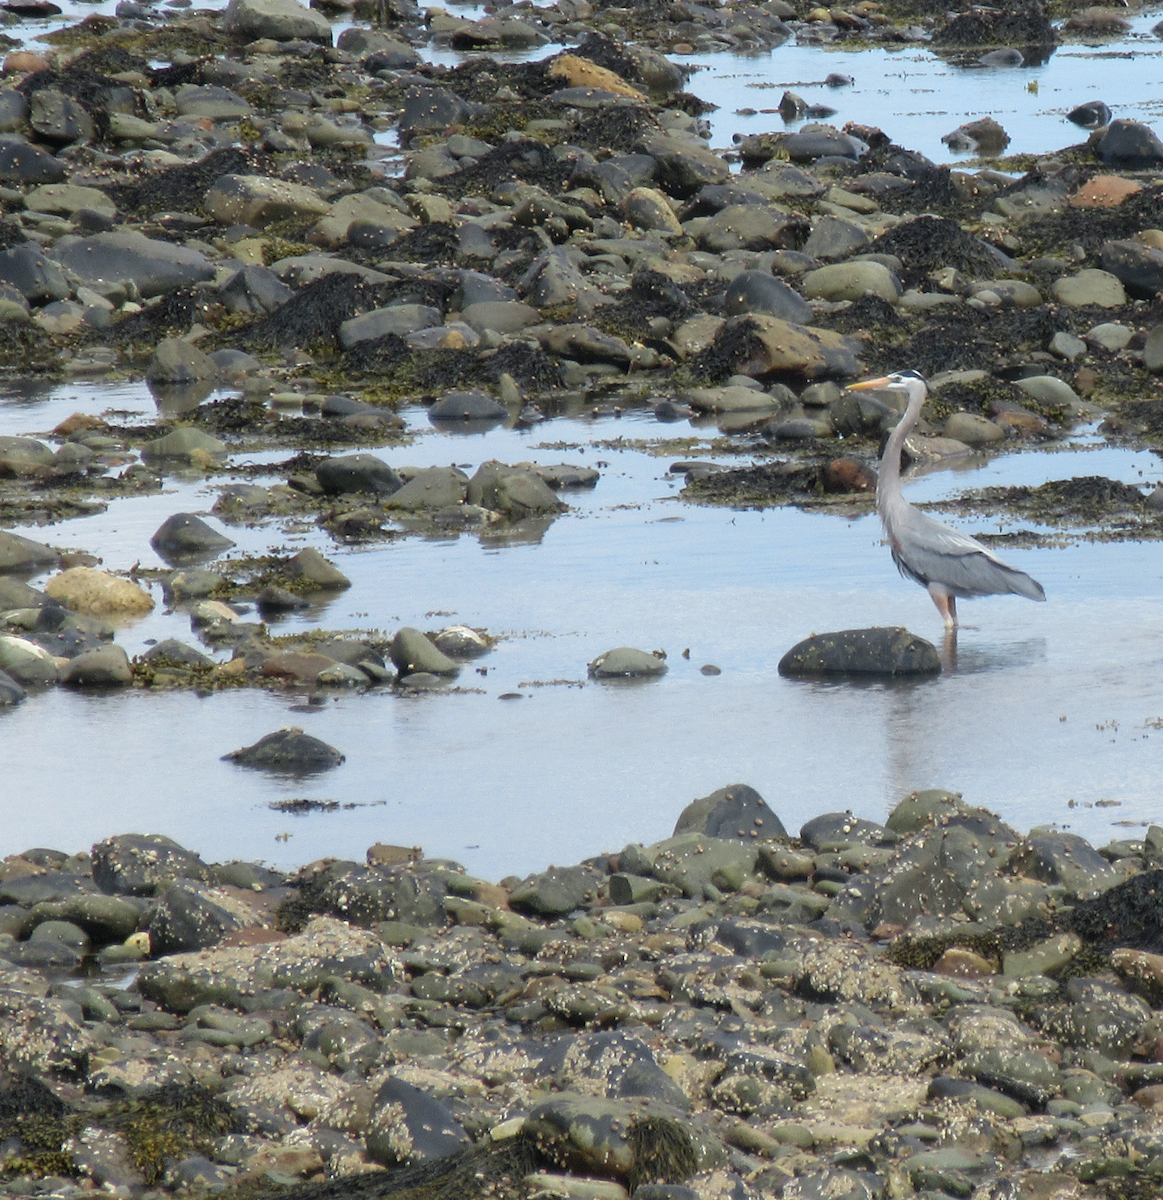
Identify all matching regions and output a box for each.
[783,128,862,162]
[1068,100,1112,128]
[365,1077,471,1166]
[61,645,132,687]
[0,138,66,184]
[723,271,812,323]
[1098,119,1163,169]
[400,86,474,139]
[428,389,507,421]
[150,513,235,561]
[148,880,260,955]
[316,453,402,496]
[778,627,941,677]
[50,231,216,299]
[29,90,93,144]
[223,728,345,773]
[1100,239,1163,299]
[1008,830,1120,897]
[304,860,446,927]
[389,627,459,677]
[0,666,24,705]
[962,1046,1062,1107]
[0,241,68,302]
[218,264,293,314]
[92,833,214,895]
[587,646,667,678]
[510,864,603,916]
[674,784,788,841]
[0,529,58,571]
[801,812,892,850]
[467,461,565,517]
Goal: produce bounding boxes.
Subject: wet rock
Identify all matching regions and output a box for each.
[722,314,862,379]
[0,634,59,685]
[0,138,65,184]
[221,0,332,41]
[963,1046,1062,1107]
[783,127,862,162]
[0,242,68,302]
[224,728,345,773]
[50,232,216,299]
[146,338,219,386]
[1098,119,1163,168]
[150,513,235,563]
[1068,100,1112,129]
[149,880,265,955]
[339,304,441,348]
[673,784,788,840]
[389,627,459,677]
[588,647,667,678]
[143,638,213,668]
[287,547,350,589]
[140,428,228,462]
[802,215,870,261]
[723,271,812,322]
[429,390,507,421]
[219,264,293,315]
[1013,375,1079,406]
[801,811,891,850]
[636,131,728,195]
[0,530,58,571]
[29,90,93,145]
[511,864,603,916]
[624,186,682,235]
[61,645,132,687]
[0,989,96,1072]
[175,85,253,121]
[942,412,1004,445]
[45,567,152,618]
[316,453,402,496]
[942,117,1009,155]
[1099,239,1163,298]
[206,175,330,228]
[696,205,802,253]
[383,466,469,510]
[1008,829,1120,896]
[305,861,445,928]
[460,301,540,335]
[0,666,25,705]
[467,461,565,516]
[525,1093,703,1183]
[366,1076,471,1165]
[779,628,940,677]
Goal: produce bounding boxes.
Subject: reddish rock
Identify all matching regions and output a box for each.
[1070,175,1142,208]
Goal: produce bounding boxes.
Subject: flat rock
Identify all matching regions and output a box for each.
[205,174,329,227]
[51,232,215,299]
[779,627,940,677]
[588,647,667,678]
[1051,268,1126,307]
[221,0,332,41]
[802,261,899,303]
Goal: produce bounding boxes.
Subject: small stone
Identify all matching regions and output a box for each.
[1052,269,1126,308]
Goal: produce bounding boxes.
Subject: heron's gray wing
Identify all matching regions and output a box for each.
[892,509,1046,600]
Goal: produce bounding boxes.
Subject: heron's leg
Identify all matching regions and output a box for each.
[927,584,957,628]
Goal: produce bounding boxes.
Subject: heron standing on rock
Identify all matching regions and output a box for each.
[848,371,1046,627]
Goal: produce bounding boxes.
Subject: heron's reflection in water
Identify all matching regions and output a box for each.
[939,632,1048,675]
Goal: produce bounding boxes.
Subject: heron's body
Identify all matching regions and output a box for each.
[850,372,1046,626]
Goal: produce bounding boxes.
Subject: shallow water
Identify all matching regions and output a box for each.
[4,380,1163,879]
[1,8,1163,876]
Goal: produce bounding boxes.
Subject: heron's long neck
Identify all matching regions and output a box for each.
[877,387,924,525]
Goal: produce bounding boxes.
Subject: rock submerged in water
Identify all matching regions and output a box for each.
[779,627,941,677]
[223,727,345,773]
[588,646,668,678]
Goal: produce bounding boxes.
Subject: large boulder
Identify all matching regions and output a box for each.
[779,627,940,677]
[0,242,68,302]
[49,232,216,298]
[221,0,332,41]
[674,783,788,840]
[223,729,345,773]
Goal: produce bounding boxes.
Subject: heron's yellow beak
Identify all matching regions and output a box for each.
[846,377,893,390]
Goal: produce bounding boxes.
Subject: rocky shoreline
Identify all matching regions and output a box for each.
[1,787,1163,1199]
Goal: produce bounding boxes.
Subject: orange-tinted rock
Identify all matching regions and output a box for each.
[1133,1084,1163,1110]
[367,843,422,867]
[823,456,876,493]
[4,52,49,74]
[53,411,109,436]
[932,947,996,977]
[219,926,285,948]
[259,652,337,682]
[1070,175,1142,208]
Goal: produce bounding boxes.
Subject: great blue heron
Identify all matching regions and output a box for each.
[849,371,1046,627]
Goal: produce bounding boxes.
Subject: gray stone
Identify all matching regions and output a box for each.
[223,728,345,773]
[149,880,262,955]
[0,634,59,685]
[140,428,227,461]
[25,183,115,219]
[801,215,870,261]
[339,304,441,348]
[287,548,350,588]
[383,466,468,510]
[1087,322,1132,351]
[366,1077,471,1166]
[29,90,94,144]
[1100,239,1163,299]
[782,128,862,162]
[674,783,787,840]
[61,645,132,688]
[588,647,667,678]
[143,638,213,667]
[205,174,329,227]
[1052,269,1126,308]
[722,314,863,379]
[1014,375,1079,406]
[0,668,25,705]
[219,264,293,315]
[942,412,1004,445]
[0,242,68,302]
[466,461,564,516]
[221,0,332,42]
[963,1047,1062,1107]
[316,453,402,496]
[0,138,66,185]
[801,811,891,850]
[150,513,235,559]
[1050,331,1087,361]
[511,863,603,916]
[636,131,729,195]
[778,627,940,677]
[174,85,253,121]
[723,270,812,322]
[696,205,799,253]
[146,338,219,385]
[623,186,682,234]
[389,627,459,677]
[92,833,213,895]
[50,232,215,299]
[802,261,899,303]
[1008,830,1120,897]
[459,301,539,335]
[1098,119,1163,168]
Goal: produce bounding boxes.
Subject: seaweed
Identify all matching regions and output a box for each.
[385,222,461,264]
[686,316,764,384]
[870,216,1000,288]
[432,139,573,198]
[0,1078,76,1180]
[1069,869,1163,951]
[115,1084,237,1185]
[238,272,394,353]
[682,461,824,509]
[105,146,273,218]
[106,287,215,346]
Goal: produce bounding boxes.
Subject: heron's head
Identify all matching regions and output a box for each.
[847,370,928,406]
